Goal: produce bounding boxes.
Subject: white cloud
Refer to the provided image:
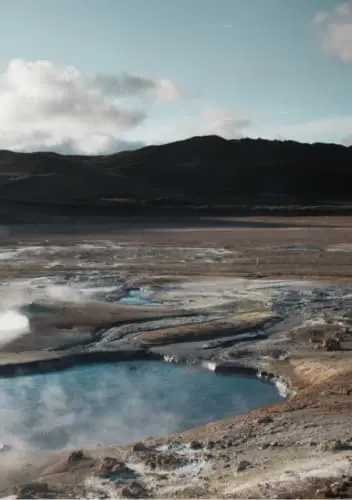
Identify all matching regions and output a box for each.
[138,107,253,145]
[313,11,328,24]
[90,73,183,102]
[248,115,352,144]
[194,108,252,139]
[323,22,352,62]
[0,59,182,154]
[0,59,349,155]
[152,79,185,102]
[130,107,352,148]
[342,133,352,145]
[314,2,352,62]
[335,2,352,17]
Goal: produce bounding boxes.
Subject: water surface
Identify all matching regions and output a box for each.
[0,360,281,451]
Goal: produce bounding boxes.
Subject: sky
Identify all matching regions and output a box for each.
[0,0,351,154]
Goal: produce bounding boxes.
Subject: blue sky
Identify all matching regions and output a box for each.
[0,0,351,153]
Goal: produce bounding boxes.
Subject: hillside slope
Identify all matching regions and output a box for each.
[0,135,351,220]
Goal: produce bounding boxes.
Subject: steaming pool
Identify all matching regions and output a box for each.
[0,360,282,452]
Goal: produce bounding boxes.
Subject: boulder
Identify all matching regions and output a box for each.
[97,457,136,478]
[189,439,203,450]
[133,441,150,453]
[121,481,149,498]
[16,482,61,499]
[236,460,252,472]
[256,415,273,425]
[67,449,85,464]
[322,337,341,351]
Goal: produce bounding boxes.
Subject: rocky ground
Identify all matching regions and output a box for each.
[0,216,352,498]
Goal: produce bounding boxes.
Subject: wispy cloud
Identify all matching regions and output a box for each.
[91,74,184,102]
[187,107,252,139]
[314,2,352,62]
[134,107,253,145]
[313,11,329,25]
[248,115,352,144]
[134,108,352,147]
[342,133,352,145]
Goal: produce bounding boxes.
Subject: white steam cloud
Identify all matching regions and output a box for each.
[0,310,30,347]
[0,361,276,453]
[0,363,192,452]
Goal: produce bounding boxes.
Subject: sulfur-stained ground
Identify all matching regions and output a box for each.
[0,216,351,498]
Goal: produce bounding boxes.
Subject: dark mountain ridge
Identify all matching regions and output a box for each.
[0,135,351,220]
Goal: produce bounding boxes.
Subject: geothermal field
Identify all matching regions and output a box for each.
[0,216,351,498]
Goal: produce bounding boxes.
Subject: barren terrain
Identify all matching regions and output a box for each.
[0,216,351,498]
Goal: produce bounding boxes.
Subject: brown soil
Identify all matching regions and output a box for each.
[0,216,351,498]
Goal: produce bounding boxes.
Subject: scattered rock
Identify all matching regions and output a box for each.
[316,477,352,498]
[189,439,203,450]
[142,452,189,471]
[322,337,341,351]
[331,440,352,452]
[207,440,215,449]
[133,442,150,453]
[256,415,274,425]
[236,460,252,472]
[64,449,95,471]
[121,481,149,498]
[319,440,352,452]
[97,457,136,478]
[16,482,61,499]
[303,423,319,429]
[67,449,85,464]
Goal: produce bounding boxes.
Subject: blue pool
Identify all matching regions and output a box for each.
[118,288,160,306]
[0,361,281,452]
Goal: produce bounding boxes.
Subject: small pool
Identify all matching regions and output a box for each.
[0,361,281,452]
[118,288,160,306]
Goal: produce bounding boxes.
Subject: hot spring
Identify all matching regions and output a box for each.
[0,360,281,452]
[0,256,288,454]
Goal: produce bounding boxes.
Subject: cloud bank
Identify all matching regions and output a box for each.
[0,59,182,155]
[0,60,256,154]
[0,53,350,156]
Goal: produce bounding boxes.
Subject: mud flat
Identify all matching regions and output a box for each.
[0,216,352,498]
